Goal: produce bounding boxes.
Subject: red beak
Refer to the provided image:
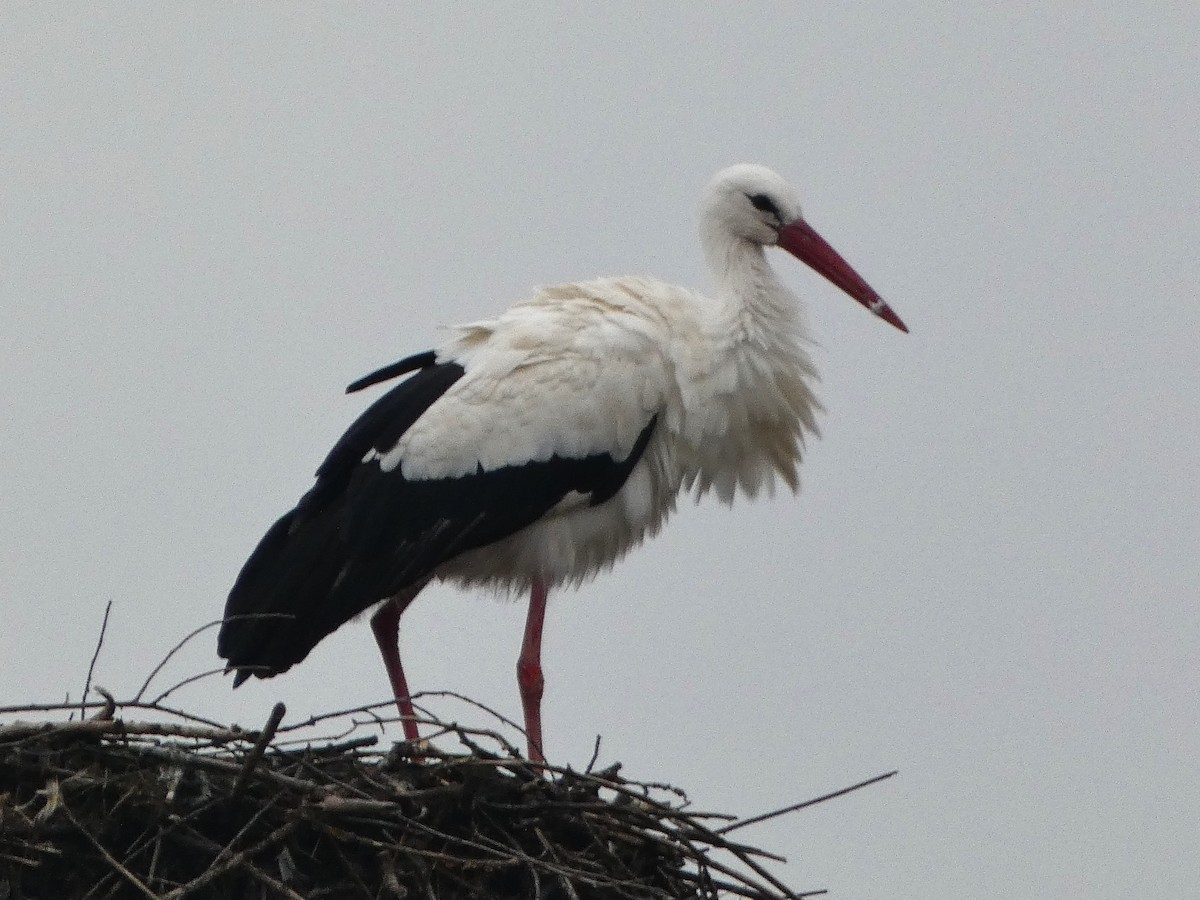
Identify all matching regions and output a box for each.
[776,219,908,333]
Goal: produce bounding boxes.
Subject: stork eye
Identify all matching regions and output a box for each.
[747,193,781,219]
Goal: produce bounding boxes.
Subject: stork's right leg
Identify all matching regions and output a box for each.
[370,581,428,744]
[517,579,549,763]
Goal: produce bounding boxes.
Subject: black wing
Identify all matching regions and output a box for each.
[218,353,657,684]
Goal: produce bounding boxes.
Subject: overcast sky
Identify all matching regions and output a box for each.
[2,4,1197,897]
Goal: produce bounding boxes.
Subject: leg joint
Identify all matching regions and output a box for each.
[516,659,544,702]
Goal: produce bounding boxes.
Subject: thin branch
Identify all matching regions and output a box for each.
[0,719,252,743]
[131,618,225,703]
[132,613,291,703]
[163,821,297,900]
[62,802,162,900]
[91,686,117,721]
[171,824,307,900]
[81,600,113,719]
[230,702,286,797]
[0,698,228,729]
[717,770,898,835]
[148,667,232,706]
[585,734,602,774]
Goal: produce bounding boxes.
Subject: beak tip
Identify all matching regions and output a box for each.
[878,303,908,333]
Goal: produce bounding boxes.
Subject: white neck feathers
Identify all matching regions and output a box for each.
[676,229,822,503]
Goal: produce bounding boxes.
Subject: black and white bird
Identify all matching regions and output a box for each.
[218,164,907,761]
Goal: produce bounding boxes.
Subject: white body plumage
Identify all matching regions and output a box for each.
[424,271,821,591]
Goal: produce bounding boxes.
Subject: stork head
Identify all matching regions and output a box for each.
[701,164,907,332]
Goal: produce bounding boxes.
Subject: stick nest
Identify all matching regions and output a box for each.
[0,699,828,900]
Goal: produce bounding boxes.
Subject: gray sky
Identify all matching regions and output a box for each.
[3,4,1197,897]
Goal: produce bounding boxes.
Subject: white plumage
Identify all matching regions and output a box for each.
[431,272,817,588]
[219,163,906,762]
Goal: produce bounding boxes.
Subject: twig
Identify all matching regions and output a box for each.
[614,812,787,864]
[275,698,399,732]
[91,686,117,721]
[146,827,165,891]
[62,802,162,900]
[148,667,233,706]
[585,734,602,774]
[121,701,230,729]
[601,817,786,900]
[230,702,286,797]
[132,614,290,703]
[272,733,378,753]
[717,770,898,835]
[164,821,298,900]
[0,719,251,743]
[0,851,42,867]
[81,600,113,719]
[170,824,307,900]
[535,827,583,900]
[132,742,321,795]
[674,869,800,900]
[425,689,529,745]
[625,804,802,900]
[131,618,225,703]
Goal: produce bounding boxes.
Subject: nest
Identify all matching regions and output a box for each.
[1,616,893,899]
[0,692,897,900]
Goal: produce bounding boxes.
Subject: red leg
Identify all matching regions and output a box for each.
[517,579,548,762]
[370,582,427,744]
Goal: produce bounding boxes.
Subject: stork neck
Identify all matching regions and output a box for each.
[702,232,798,335]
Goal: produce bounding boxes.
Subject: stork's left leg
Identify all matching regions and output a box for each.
[517,579,548,762]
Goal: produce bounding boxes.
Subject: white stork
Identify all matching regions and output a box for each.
[218,164,906,762]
